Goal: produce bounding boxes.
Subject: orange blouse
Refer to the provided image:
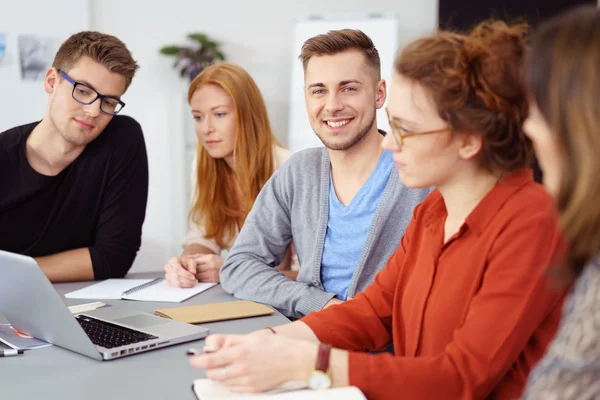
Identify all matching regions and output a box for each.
[301,169,566,400]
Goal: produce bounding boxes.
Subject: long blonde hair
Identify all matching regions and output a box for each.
[187,63,281,249]
[526,6,600,283]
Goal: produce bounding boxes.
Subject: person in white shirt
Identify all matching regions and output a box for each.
[164,62,293,286]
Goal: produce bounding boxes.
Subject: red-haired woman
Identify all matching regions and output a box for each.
[164,63,294,285]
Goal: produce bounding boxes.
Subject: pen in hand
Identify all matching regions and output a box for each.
[186,348,214,356]
[0,349,24,357]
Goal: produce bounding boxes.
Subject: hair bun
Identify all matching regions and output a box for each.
[461,21,529,117]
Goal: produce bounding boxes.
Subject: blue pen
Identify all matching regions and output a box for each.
[0,349,24,357]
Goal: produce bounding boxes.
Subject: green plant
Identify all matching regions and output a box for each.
[159,33,226,81]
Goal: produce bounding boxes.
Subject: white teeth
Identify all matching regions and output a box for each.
[326,119,351,128]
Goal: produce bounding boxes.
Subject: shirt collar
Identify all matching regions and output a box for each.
[423,168,535,235]
[466,168,534,235]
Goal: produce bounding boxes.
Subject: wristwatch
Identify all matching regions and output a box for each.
[307,343,332,390]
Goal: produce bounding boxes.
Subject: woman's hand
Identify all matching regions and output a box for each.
[164,253,224,286]
[192,254,225,282]
[164,254,202,288]
[189,333,316,393]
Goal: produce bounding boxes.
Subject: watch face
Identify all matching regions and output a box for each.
[308,370,331,390]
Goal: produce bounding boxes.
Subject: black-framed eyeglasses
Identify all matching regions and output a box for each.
[385,107,450,146]
[58,69,125,116]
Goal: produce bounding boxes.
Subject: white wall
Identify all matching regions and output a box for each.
[89,0,438,272]
[0,0,89,132]
[0,0,436,273]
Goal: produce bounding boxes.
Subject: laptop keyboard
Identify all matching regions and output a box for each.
[76,315,158,349]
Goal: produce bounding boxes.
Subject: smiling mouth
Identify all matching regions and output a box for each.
[324,118,353,128]
[74,119,94,129]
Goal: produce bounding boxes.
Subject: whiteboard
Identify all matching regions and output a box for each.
[287,15,399,151]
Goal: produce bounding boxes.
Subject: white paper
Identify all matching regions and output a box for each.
[65,279,216,303]
[192,379,366,400]
[65,279,151,300]
[124,280,216,303]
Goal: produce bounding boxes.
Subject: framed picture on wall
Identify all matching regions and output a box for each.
[17,34,61,81]
[0,32,8,66]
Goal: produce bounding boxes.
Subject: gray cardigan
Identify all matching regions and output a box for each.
[220,147,432,319]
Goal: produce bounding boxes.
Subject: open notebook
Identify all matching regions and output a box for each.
[65,278,216,303]
[192,379,366,400]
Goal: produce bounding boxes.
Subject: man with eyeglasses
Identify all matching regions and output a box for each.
[0,31,148,282]
[218,29,433,320]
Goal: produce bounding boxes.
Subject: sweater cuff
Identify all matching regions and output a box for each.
[301,310,337,344]
[348,351,373,395]
[296,288,336,317]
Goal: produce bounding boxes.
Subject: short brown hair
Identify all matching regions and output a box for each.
[526,6,600,284]
[395,21,531,173]
[52,31,139,91]
[299,29,381,79]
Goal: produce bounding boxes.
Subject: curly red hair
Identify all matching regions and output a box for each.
[394,21,532,172]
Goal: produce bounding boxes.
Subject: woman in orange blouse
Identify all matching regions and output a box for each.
[188,22,566,400]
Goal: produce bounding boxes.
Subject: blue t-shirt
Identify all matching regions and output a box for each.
[320,150,394,300]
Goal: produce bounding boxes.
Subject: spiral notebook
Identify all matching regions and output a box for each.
[65,278,216,303]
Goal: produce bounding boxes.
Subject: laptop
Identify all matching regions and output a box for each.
[0,250,209,360]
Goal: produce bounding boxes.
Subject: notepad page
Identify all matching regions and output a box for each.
[192,379,366,400]
[123,280,217,302]
[65,279,151,300]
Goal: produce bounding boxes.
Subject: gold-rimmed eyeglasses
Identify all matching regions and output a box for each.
[385,108,451,146]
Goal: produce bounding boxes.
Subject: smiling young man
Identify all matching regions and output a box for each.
[0,31,148,282]
[219,29,432,319]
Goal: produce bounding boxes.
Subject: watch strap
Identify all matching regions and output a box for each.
[315,343,332,372]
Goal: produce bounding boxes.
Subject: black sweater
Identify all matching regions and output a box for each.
[0,115,148,279]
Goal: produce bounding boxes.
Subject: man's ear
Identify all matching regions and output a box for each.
[458,132,483,160]
[375,79,387,109]
[43,68,59,95]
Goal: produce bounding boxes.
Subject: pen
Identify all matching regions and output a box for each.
[0,349,24,357]
[186,348,214,356]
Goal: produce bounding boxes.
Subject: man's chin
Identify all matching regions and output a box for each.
[63,132,97,147]
[322,141,354,151]
[316,131,365,151]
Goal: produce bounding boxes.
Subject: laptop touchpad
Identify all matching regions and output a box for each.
[114,314,170,328]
